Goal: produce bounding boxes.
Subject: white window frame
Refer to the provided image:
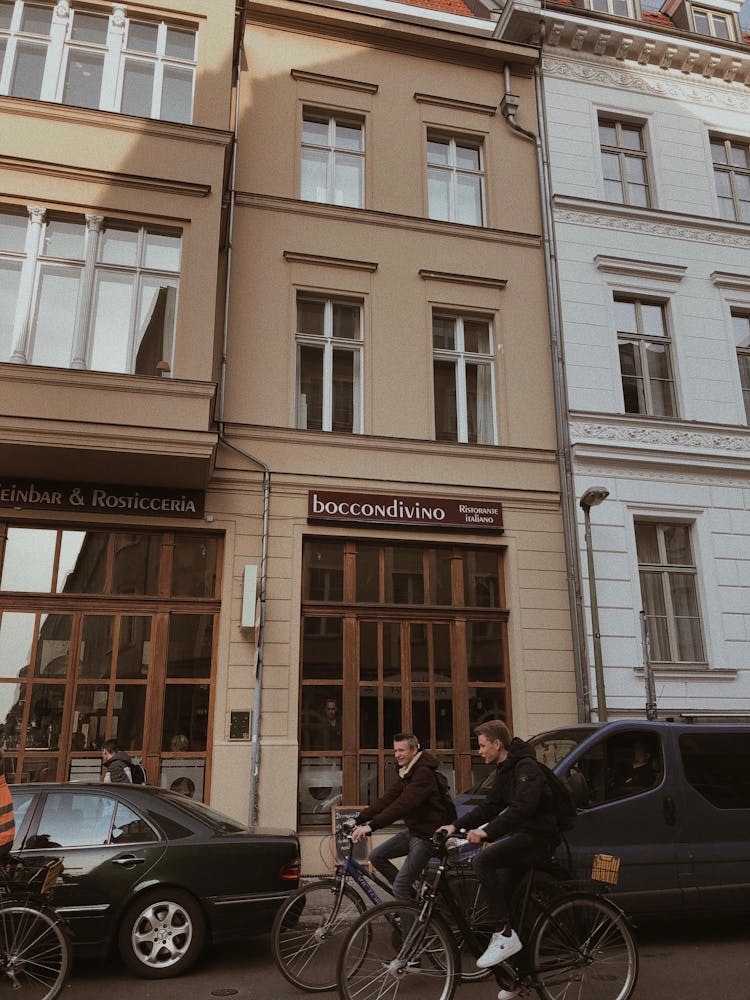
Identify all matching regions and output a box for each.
[614,295,677,418]
[432,313,496,445]
[710,136,750,224]
[634,519,707,668]
[589,0,633,16]
[0,1,196,122]
[732,311,750,424]
[295,294,364,434]
[300,110,365,208]
[598,116,651,208]
[690,5,736,39]
[1,205,181,375]
[426,131,486,226]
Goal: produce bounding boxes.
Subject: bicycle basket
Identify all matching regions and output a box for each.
[591,853,621,886]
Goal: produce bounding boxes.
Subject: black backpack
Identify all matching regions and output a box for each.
[435,770,458,824]
[130,762,147,785]
[538,763,577,832]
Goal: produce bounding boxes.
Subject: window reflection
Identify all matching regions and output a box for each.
[298,757,342,827]
[166,615,213,678]
[171,535,218,598]
[27,685,65,749]
[57,531,106,593]
[0,611,36,679]
[112,534,160,596]
[300,687,342,750]
[35,614,72,677]
[116,617,150,678]
[1,528,56,592]
[162,684,209,751]
[79,616,114,679]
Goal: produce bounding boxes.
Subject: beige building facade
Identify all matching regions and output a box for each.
[0,0,579,859]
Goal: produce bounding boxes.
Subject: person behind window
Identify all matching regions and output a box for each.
[321,698,342,750]
[351,732,451,907]
[170,734,190,752]
[439,719,560,984]
[612,739,657,796]
[101,738,133,783]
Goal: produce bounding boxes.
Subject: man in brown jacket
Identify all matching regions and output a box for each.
[352,732,448,904]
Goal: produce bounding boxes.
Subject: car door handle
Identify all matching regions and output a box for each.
[663,795,676,826]
[112,855,146,867]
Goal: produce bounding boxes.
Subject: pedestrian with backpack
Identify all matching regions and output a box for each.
[351,731,454,906]
[101,738,134,783]
[438,719,562,996]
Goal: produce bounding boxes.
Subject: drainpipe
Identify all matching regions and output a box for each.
[498,54,591,721]
[216,0,272,827]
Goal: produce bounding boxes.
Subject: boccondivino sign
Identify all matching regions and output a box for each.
[308,490,503,531]
[0,478,204,518]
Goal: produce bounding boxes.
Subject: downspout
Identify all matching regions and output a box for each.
[217,0,272,827]
[498,54,591,721]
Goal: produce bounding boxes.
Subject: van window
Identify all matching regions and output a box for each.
[568,731,662,808]
[679,732,750,809]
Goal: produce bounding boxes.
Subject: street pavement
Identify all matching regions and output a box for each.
[59,912,750,1000]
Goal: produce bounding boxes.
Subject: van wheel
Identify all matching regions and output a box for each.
[118,888,206,978]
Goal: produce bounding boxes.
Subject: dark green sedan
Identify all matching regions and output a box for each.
[9,783,300,979]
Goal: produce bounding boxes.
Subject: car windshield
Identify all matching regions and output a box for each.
[168,795,250,834]
[529,728,594,768]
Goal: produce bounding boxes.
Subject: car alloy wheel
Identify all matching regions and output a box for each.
[118,888,206,979]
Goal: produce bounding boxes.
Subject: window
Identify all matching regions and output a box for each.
[0,207,180,375]
[558,731,662,809]
[433,314,495,444]
[733,312,750,423]
[0,2,196,122]
[299,539,509,827]
[295,294,363,433]
[615,297,675,417]
[635,522,706,666]
[590,0,631,15]
[680,733,750,809]
[711,138,750,224]
[300,112,363,208]
[599,118,650,208]
[692,6,734,38]
[427,133,484,225]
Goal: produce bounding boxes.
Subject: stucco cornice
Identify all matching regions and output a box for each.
[554,196,750,250]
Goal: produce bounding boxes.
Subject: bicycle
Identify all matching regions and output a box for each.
[0,856,71,999]
[336,832,639,1000]
[271,822,491,992]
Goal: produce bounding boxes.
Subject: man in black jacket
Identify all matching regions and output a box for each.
[440,719,559,978]
[352,732,449,904]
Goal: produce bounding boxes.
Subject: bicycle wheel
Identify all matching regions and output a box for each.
[271,878,367,991]
[531,893,638,1000]
[337,900,457,1000]
[0,900,70,999]
[439,871,491,983]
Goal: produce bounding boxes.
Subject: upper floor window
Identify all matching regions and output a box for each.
[635,521,706,667]
[0,207,180,375]
[615,297,675,417]
[691,6,734,38]
[0,2,196,123]
[733,312,750,424]
[300,112,364,208]
[711,137,750,224]
[590,0,631,15]
[427,133,485,226]
[295,294,363,433]
[599,118,650,208]
[433,314,495,444]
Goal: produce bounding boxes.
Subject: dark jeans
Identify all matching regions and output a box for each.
[369,830,434,903]
[472,831,554,927]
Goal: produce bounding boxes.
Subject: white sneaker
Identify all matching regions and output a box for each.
[497,990,519,1000]
[476,929,523,968]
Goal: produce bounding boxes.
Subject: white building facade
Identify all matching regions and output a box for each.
[501,0,750,718]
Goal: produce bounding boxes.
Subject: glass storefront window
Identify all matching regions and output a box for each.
[1,528,56,591]
[166,614,213,678]
[300,539,509,825]
[162,683,209,752]
[112,534,160,595]
[171,534,218,598]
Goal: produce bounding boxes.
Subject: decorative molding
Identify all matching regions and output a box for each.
[542,53,750,113]
[594,255,686,283]
[290,69,378,94]
[571,418,750,454]
[413,93,496,117]
[283,251,378,272]
[418,269,507,288]
[0,154,211,199]
[575,462,750,486]
[554,199,750,250]
[711,271,750,292]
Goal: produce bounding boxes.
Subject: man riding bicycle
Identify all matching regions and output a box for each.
[351,732,452,905]
[439,719,560,993]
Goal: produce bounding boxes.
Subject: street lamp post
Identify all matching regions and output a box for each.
[580,486,610,723]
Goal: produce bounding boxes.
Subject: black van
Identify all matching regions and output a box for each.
[528,719,750,915]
